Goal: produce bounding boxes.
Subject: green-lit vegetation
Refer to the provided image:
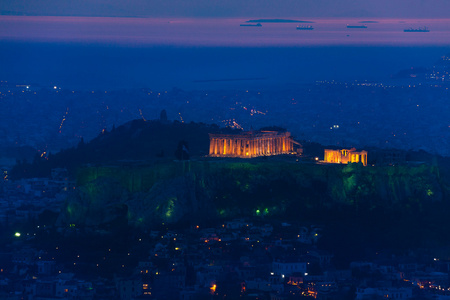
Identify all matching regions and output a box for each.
[52,159,450,253]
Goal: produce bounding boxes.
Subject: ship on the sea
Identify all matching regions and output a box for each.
[346,25,367,29]
[296,25,314,30]
[240,23,262,27]
[404,26,430,32]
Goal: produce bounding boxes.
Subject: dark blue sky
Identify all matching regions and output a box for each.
[1,0,450,18]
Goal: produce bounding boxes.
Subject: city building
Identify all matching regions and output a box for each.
[324,148,368,166]
[209,130,299,158]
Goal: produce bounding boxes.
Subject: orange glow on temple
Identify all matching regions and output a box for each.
[209,130,299,158]
[324,148,368,166]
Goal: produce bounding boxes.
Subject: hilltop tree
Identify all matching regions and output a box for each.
[160,109,168,123]
[175,140,189,160]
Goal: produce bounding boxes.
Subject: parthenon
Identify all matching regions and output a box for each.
[209,130,296,158]
[324,148,368,166]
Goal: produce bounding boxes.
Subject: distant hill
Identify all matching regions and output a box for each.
[391,66,429,79]
[246,19,314,23]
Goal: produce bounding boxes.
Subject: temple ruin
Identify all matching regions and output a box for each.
[209,130,298,158]
[324,148,368,166]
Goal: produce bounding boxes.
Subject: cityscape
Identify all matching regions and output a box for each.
[2,1,450,299]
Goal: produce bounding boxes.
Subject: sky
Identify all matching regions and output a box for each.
[1,0,450,19]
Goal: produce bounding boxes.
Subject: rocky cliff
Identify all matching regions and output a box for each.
[57,160,447,235]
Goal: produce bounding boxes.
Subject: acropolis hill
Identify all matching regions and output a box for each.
[9,118,444,180]
[8,118,450,250]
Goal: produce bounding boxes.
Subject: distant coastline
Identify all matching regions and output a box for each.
[246,18,314,23]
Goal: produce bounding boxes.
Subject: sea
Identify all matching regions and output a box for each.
[1,16,450,90]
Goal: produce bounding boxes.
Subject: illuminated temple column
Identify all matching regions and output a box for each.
[274,138,278,154]
[238,139,242,156]
[229,139,234,155]
[258,138,262,155]
[225,139,229,155]
[272,138,276,154]
[213,139,217,155]
[279,138,282,153]
[277,137,281,153]
[230,139,233,156]
[215,139,219,155]
[224,139,227,154]
[273,138,276,153]
[222,139,227,155]
[256,139,259,156]
[240,139,244,156]
[270,138,274,154]
[209,139,214,155]
[231,139,234,155]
